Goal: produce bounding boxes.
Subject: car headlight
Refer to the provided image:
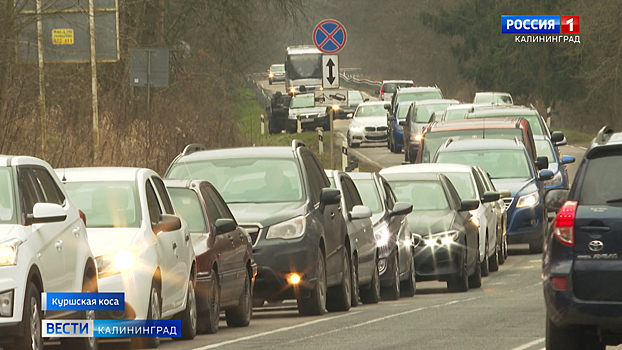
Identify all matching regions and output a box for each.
[96,250,137,277]
[266,216,306,240]
[350,125,365,132]
[0,239,21,266]
[374,223,391,247]
[269,73,274,78]
[412,134,422,142]
[544,171,563,187]
[332,105,340,111]
[470,217,480,228]
[423,230,459,247]
[516,191,539,208]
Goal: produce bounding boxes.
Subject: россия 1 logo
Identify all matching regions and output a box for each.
[502,15,579,34]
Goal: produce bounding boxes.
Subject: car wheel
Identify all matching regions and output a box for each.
[197,270,220,334]
[225,271,252,327]
[489,242,500,272]
[326,248,352,312]
[447,252,469,293]
[173,277,197,340]
[61,271,98,350]
[350,255,359,307]
[360,258,380,304]
[497,228,506,265]
[269,79,273,85]
[131,281,161,349]
[503,234,508,260]
[297,249,327,316]
[381,253,400,301]
[14,282,43,350]
[546,315,605,350]
[400,252,416,298]
[480,238,490,277]
[468,249,482,289]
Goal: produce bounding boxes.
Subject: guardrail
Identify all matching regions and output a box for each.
[339,73,381,91]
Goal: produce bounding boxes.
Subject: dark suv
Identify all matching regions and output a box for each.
[544,126,622,349]
[165,141,352,316]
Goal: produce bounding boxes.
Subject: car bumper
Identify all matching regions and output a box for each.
[0,265,27,339]
[349,129,388,144]
[251,236,320,301]
[287,116,329,131]
[413,243,464,281]
[506,203,545,244]
[378,247,397,286]
[97,268,153,320]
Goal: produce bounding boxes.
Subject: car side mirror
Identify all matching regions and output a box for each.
[214,218,237,235]
[550,131,565,143]
[384,104,391,110]
[498,190,512,199]
[536,156,549,170]
[561,155,575,164]
[545,188,569,212]
[346,113,353,119]
[389,201,413,217]
[554,137,568,146]
[153,214,182,234]
[26,203,67,225]
[482,191,500,203]
[538,169,555,181]
[349,205,372,220]
[363,98,369,102]
[398,120,406,126]
[460,199,480,211]
[320,188,341,205]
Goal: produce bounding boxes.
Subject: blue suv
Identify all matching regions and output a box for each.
[433,138,553,254]
[544,126,622,349]
[387,101,412,153]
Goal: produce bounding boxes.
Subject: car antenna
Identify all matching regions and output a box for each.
[62,140,67,182]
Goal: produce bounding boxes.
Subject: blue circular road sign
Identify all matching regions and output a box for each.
[313,19,347,54]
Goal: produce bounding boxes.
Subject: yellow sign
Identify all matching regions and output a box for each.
[52,29,74,45]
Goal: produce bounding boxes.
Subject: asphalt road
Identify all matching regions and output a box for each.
[42,80,597,350]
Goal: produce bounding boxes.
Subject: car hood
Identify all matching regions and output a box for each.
[351,116,387,127]
[86,227,141,258]
[0,224,23,242]
[406,209,455,236]
[291,79,321,88]
[491,178,537,197]
[289,107,325,116]
[227,202,306,228]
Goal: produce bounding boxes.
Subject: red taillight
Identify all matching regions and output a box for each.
[552,201,578,246]
[380,91,385,100]
[79,209,87,226]
[552,277,567,290]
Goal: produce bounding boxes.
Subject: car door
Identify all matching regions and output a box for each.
[472,169,497,257]
[341,175,374,280]
[382,179,409,272]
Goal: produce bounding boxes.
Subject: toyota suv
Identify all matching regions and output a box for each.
[544,126,622,349]
[165,141,352,316]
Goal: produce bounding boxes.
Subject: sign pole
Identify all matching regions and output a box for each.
[330,109,335,170]
[89,0,99,163]
[36,0,46,159]
[145,50,152,167]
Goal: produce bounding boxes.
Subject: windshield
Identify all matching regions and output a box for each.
[270,65,285,72]
[535,139,555,163]
[420,128,523,163]
[351,179,383,214]
[167,158,305,204]
[168,188,207,234]
[0,168,17,224]
[414,103,453,123]
[396,90,443,104]
[436,150,533,180]
[290,94,315,108]
[468,113,543,135]
[383,82,413,93]
[444,107,471,121]
[287,54,322,80]
[396,104,410,120]
[388,180,448,211]
[348,91,363,102]
[355,104,387,117]
[474,94,512,104]
[579,155,622,205]
[443,172,477,200]
[64,181,141,228]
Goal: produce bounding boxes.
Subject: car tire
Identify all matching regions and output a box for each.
[197,270,220,334]
[400,253,416,298]
[489,243,500,272]
[297,249,327,316]
[546,316,605,350]
[14,282,43,350]
[225,271,252,327]
[350,255,359,307]
[173,277,197,340]
[131,281,161,349]
[468,250,482,289]
[497,229,506,265]
[326,248,352,312]
[381,253,400,301]
[503,235,509,261]
[480,239,490,277]
[447,252,469,293]
[61,271,98,350]
[360,258,380,304]
[269,79,273,85]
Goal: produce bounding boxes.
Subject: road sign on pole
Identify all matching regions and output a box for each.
[313,19,347,54]
[322,55,339,89]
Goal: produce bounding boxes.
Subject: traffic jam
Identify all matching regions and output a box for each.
[1,12,620,350]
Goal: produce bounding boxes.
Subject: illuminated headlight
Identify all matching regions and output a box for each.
[319,87,324,91]
[410,134,422,142]
[0,239,21,266]
[374,223,391,247]
[332,105,340,111]
[269,73,274,78]
[289,88,296,94]
[350,125,365,132]
[470,217,480,228]
[397,125,404,131]
[96,250,137,277]
[0,290,13,317]
[516,191,539,208]
[544,171,563,187]
[266,216,306,240]
[423,230,459,247]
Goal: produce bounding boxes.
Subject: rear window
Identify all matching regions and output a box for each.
[356,104,387,117]
[383,82,413,93]
[413,103,454,123]
[388,180,448,211]
[168,188,207,233]
[396,91,443,104]
[436,149,532,180]
[579,155,622,205]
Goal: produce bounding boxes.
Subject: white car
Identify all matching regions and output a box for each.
[0,156,97,350]
[380,163,502,276]
[59,167,197,348]
[347,101,390,148]
[473,92,513,105]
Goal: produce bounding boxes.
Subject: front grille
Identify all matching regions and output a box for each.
[242,225,261,246]
[367,135,388,141]
[377,126,388,132]
[365,126,376,132]
[503,198,513,210]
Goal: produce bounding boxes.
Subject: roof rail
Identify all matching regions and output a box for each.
[595,126,614,144]
[181,143,207,156]
[442,138,454,149]
[292,139,306,151]
[529,104,537,110]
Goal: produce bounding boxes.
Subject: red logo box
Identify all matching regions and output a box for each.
[561,15,580,34]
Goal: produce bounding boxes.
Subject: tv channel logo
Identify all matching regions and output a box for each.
[502,15,580,34]
[561,15,580,34]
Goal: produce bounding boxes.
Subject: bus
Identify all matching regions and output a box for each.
[285,46,323,93]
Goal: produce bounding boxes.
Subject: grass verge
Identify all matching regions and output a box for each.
[557,128,594,148]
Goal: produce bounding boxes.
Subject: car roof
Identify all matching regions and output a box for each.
[437,138,525,152]
[59,167,146,182]
[382,80,414,84]
[177,147,296,162]
[346,171,375,180]
[414,99,460,106]
[467,106,539,118]
[357,101,389,107]
[585,127,622,158]
[381,163,474,176]
[396,86,440,93]
[426,118,524,132]
[475,91,512,96]
[379,170,444,182]
[0,155,52,168]
[445,103,495,111]
[270,64,284,67]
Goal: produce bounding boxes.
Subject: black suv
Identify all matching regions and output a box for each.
[165,141,352,315]
[544,126,622,349]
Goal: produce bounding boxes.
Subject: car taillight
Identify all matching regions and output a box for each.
[552,201,578,246]
[380,91,384,100]
[79,209,87,226]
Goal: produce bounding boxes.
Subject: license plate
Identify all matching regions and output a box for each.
[301,118,314,123]
[367,131,385,136]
